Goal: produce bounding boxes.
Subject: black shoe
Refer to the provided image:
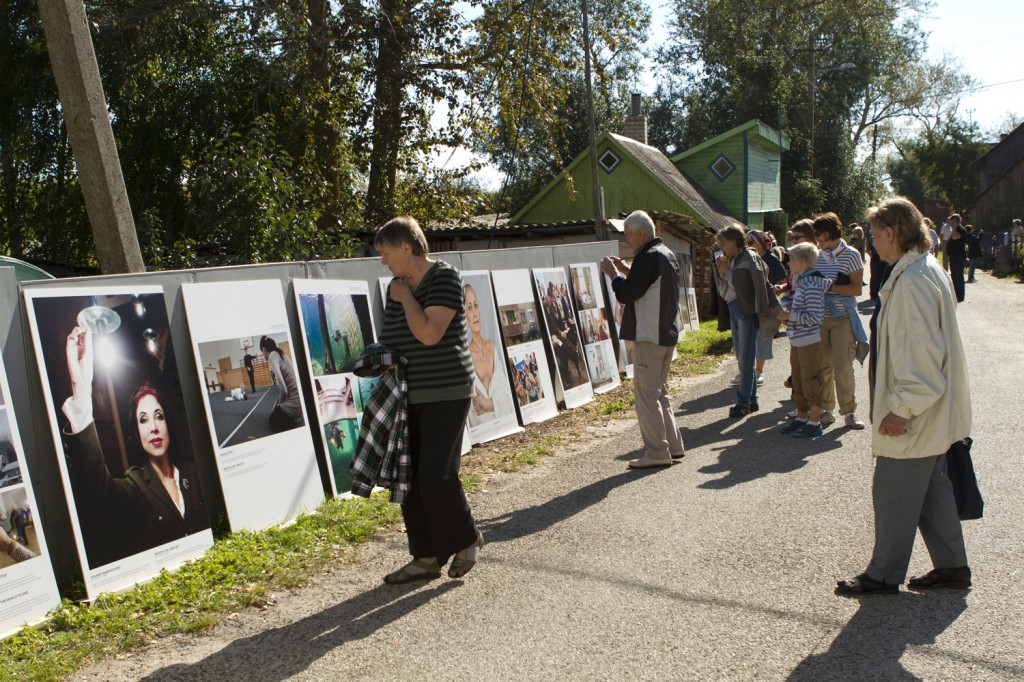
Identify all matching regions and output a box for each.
[835,572,899,596]
[749,400,759,413]
[908,566,972,590]
[728,405,749,419]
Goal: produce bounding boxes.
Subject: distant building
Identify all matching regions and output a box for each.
[970,121,1024,232]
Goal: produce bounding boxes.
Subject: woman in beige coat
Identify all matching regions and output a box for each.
[836,197,972,596]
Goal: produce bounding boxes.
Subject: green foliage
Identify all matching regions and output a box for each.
[0,493,403,681]
[674,320,733,375]
[497,436,566,472]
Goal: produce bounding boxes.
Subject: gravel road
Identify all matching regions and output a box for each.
[77,271,1024,681]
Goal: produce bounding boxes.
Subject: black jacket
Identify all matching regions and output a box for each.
[611,237,681,347]
[65,424,210,553]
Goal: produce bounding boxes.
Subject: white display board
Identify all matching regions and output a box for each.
[182,281,323,531]
[603,273,635,378]
[293,279,377,496]
[678,252,701,332]
[0,353,60,639]
[23,286,214,600]
[461,271,523,444]
[531,268,594,409]
[491,269,559,425]
[570,263,621,394]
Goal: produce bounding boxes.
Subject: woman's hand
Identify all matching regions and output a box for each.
[716,255,730,277]
[389,278,415,306]
[66,326,94,402]
[878,412,909,437]
[472,389,493,415]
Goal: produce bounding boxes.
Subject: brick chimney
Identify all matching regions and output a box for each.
[623,93,647,145]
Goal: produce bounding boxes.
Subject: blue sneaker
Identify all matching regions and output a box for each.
[792,422,823,439]
[780,419,805,435]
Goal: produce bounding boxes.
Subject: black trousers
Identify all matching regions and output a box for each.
[949,254,966,302]
[402,397,476,565]
[268,405,297,433]
[246,367,255,392]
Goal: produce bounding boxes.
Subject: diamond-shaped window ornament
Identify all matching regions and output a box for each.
[709,154,736,181]
[598,149,621,173]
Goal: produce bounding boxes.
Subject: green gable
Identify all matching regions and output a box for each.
[511,133,736,232]
[671,119,789,227]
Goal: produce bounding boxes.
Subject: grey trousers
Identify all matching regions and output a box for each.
[866,455,968,585]
[633,341,685,459]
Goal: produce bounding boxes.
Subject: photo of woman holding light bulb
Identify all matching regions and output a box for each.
[27,291,211,570]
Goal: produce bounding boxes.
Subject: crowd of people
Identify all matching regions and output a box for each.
[358,202,976,597]
[702,199,975,595]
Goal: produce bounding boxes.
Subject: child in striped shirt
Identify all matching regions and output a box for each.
[776,242,831,438]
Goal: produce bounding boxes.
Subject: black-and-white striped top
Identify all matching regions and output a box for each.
[379,260,474,405]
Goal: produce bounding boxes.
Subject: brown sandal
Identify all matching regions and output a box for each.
[383,558,441,585]
[448,530,484,578]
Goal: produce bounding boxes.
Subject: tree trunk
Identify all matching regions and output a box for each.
[364,0,411,228]
[1,143,19,257]
[306,0,339,225]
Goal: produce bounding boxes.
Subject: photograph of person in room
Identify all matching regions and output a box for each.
[0,412,22,489]
[61,326,210,563]
[535,273,589,389]
[464,281,514,427]
[197,332,306,448]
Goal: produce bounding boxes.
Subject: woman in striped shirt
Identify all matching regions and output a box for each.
[375,217,483,584]
[813,213,867,430]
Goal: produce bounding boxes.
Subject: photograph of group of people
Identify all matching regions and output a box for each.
[462,272,521,443]
[293,280,379,496]
[24,289,213,584]
[569,263,621,393]
[197,333,305,448]
[0,488,38,569]
[510,352,545,406]
[534,270,590,392]
[491,269,560,424]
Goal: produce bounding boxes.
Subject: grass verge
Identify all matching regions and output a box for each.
[0,494,403,681]
[495,435,565,473]
[674,320,733,375]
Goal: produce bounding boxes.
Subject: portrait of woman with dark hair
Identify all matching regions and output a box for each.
[62,326,209,558]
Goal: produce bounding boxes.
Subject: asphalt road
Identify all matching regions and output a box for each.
[78,271,1024,681]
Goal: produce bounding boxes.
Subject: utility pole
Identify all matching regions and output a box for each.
[807,30,816,179]
[581,0,606,241]
[37,0,145,274]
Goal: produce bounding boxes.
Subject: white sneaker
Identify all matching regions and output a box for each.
[730,373,741,385]
[786,409,798,419]
[844,413,866,430]
[756,372,764,386]
[820,411,836,426]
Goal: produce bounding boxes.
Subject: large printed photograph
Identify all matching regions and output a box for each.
[462,272,521,443]
[27,291,211,570]
[298,292,373,376]
[570,263,620,393]
[533,270,589,390]
[197,332,306,448]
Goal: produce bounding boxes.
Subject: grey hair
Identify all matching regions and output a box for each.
[788,242,819,265]
[623,210,656,238]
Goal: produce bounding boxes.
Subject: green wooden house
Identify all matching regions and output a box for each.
[671,120,790,232]
[510,119,789,234]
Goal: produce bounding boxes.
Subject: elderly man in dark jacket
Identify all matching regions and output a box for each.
[601,210,684,469]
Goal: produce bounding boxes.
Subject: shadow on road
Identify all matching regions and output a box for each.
[675,387,846,489]
[140,582,460,681]
[478,468,662,544]
[789,591,973,680]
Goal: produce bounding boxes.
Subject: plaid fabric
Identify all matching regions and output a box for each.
[350,344,410,504]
